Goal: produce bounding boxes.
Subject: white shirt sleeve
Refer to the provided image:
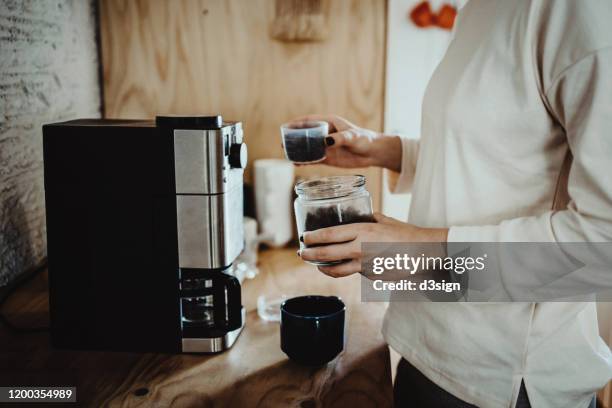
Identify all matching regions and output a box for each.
[447,48,612,297]
[385,136,420,194]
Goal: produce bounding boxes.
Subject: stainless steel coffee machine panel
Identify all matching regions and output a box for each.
[173,123,245,195]
[176,191,243,269]
[174,123,246,270]
[165,116,247,353]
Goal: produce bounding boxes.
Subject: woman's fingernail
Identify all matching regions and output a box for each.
[325,136,335,146]
[299,235,304,242]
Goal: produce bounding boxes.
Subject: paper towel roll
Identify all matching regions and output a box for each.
[254,159,295,247]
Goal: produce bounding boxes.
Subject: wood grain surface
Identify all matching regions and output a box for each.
[98,0,386,209]
[0,248,393,407]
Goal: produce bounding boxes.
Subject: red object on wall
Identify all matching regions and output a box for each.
[409,1,457,30]
[437,4,457,29]
[410,1,436,28]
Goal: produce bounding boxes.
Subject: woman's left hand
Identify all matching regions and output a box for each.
[299,213,448,278]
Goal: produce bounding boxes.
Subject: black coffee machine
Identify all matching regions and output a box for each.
[42,115,248,353]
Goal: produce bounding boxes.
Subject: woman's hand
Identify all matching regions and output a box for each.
[289,114,402,172]
[299,213,448,278]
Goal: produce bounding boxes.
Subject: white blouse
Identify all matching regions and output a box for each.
[384,1,612,407]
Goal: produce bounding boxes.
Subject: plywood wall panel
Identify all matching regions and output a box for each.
[99,0,385,208]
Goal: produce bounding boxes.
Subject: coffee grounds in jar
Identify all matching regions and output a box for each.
[284,132,326,163]
[304,206,374,234]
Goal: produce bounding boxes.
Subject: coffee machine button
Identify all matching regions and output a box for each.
[224,135,230,156]
[229,143,247,169]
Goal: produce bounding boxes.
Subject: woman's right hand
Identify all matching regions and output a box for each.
[289,114,402,172]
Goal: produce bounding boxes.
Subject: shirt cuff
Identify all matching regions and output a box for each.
[385,137,419,194]
[447,225,500,243]
[448,213,555,243]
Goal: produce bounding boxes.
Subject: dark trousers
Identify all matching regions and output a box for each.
[393,358,596,408]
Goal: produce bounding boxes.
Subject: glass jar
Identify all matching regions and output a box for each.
[294,175,374,265]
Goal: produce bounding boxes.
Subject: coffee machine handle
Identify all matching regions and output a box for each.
[224,275,242,331]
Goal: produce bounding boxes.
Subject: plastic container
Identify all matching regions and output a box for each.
[294,175,374,266]
[281,121,329,164]
[257,294,294,322]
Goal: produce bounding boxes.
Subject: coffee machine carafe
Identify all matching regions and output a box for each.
[43,115,247,353]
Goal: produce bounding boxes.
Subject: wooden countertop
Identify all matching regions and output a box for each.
[0,248,392,407]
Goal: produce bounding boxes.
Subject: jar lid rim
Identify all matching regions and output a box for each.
[281,120,328,130]
[295,175,366,198]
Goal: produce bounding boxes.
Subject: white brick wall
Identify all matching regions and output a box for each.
[0,0,101,286]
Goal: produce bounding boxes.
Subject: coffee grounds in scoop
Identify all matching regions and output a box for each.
[284,132,326,163]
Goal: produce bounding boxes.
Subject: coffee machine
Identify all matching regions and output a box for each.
[42,115,248,353]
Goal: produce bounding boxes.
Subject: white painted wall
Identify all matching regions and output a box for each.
[382,0,460,220]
